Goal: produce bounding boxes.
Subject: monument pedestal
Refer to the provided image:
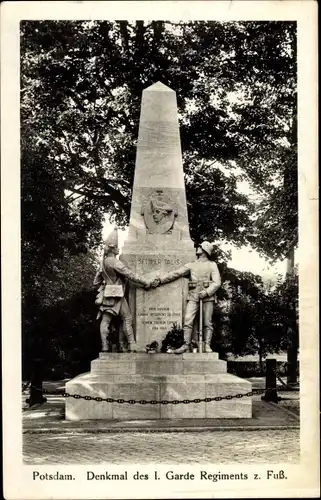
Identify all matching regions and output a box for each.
[65,353,252,420]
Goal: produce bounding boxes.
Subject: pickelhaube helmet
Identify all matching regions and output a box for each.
[104,227,119,251]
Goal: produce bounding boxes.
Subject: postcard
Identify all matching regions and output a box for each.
[1,1,319,498]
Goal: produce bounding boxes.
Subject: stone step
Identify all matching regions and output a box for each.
[65,372,252,420]
[98,352,219,360]
[91,356,227,375]
[68,373,241,384]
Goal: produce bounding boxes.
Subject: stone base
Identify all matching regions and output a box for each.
[65,353,252,420]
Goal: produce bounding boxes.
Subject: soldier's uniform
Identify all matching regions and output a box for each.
[160,242,221,353]
[94,228,149,352]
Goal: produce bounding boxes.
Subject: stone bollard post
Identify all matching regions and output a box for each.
[26,358,47,407]
[261,358,279,403]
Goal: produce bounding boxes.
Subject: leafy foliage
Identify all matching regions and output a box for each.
[20,21,298,374]
[22,289,100,379]
[21,20,297,260]
[214,268,298,365]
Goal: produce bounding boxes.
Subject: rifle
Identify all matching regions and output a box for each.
[199,296,203,353]
[188,281,210,353]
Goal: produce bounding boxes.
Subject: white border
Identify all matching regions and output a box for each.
[1,1,319,499]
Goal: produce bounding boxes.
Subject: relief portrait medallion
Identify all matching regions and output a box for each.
[141,189,178,234]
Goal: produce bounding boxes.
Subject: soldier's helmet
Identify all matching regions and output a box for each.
[200,241,214,257]
[104,227,119,252]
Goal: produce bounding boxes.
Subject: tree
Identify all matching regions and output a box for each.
[22,289,101,380]
[274,265,299,382]
[22,251,99,379]
[219,269,293,369]
[21,20,297,254]
[21,126,101,294]
[20,21,298,372]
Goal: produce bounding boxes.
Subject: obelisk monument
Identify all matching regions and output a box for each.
[121,82,195,349]
[65,82,252,420]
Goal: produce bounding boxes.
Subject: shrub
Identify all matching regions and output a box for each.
[23,289,100,380]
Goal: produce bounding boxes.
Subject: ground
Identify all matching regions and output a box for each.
[22,377,300,465]
[23,428,299,465]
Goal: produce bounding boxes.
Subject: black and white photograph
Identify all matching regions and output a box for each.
[1,1,319,499]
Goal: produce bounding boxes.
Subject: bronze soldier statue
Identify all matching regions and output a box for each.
[159,241,221,353]
[94,227,159,352]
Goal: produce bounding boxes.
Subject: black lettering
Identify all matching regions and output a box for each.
[133,471,148,480]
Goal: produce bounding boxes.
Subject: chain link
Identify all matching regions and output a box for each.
[276,372,290,387]
[24,380,298,405]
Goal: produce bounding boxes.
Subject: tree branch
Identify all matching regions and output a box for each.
[135,21,146,52]
[118,21,130,55]
[64,181,130,213]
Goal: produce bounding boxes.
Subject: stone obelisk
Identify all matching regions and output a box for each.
[121,82,195,349]
[65,82,252,421]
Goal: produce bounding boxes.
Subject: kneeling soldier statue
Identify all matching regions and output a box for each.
[94,227,159,352]
[159,241,221,354]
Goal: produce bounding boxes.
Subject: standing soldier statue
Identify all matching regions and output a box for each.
[94,227,159,352]
[159,241,221,353]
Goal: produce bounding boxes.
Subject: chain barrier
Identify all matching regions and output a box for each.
[24,380,299,405]
[271,363,299,389]
[276,372,299,388]
[276,373,288,387]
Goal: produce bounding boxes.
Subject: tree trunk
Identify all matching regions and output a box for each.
[285,96,298,384]
[152,21,164,46]
[119,21,130,55]
[258,340,264,375]
[135,21,146,52]
[286,246,298,384]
